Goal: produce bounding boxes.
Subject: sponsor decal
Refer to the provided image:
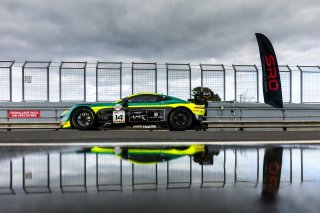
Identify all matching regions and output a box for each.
[8,110,40,119]
[131,114,146,120]
[256,33,283,109]
[113,110,125,123]
[98,114,109,121]
[147,110,165,122]
[130,111,147,122]
[133,125,157,129]
[97,109,113,121]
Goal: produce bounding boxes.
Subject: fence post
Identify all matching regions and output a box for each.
[297,65,303,103]
[22,61,27,102]
[59,62,63,102]
[9,61,15,102]
[254,64,259,103]
[233,64,236,102]
[286,65,292,103]
[84,62,87,102]
[166,63,168,96]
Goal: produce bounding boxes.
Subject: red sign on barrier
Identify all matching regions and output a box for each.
[8,110,41,119]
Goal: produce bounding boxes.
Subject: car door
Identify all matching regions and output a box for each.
[127,95,163,124]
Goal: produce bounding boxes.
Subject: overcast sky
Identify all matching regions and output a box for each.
[1,0,320,65]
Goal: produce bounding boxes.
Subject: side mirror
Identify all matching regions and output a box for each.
[122,98,129,107]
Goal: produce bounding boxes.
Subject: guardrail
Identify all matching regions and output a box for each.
[2,120,320,131]
[0,122,60,131]
[2,102,320,132]
[204,120,320,130]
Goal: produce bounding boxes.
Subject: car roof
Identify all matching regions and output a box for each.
[115,92,188,103]
[115,92,163,103]
[126,92,159,98]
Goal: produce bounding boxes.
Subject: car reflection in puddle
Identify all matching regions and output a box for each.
[0,144,320,212]
[81,145,220,165]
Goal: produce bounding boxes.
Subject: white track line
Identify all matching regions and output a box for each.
[0,140,320,146]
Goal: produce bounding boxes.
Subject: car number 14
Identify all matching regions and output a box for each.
[113,110,125,123]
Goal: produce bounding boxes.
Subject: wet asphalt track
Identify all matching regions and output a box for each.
[0,130,320,144]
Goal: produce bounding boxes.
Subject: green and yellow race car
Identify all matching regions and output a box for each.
[60,92,206,131]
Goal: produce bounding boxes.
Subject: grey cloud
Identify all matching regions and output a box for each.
[0,0,319,64]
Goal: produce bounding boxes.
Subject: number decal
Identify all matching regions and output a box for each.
[113,110,125,123]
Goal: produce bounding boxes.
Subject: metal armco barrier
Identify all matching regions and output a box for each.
[1,102,320,130]
[204,120,320,129]
[0,122,60,130]
[1,120,320,130]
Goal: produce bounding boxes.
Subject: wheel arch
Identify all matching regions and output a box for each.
[168,106,195,120]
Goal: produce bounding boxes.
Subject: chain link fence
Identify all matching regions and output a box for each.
[22,61,51,101]
[281,148,293,183]
[1,61,320,103]
[200,64,226,101]
[167,156,192,189]
[234,65,259,103]
[301,148,320,182]
[201,149,226,188]
[298,66,320,103]
[132,62,157,94]
[60,153,86,193]
[0,61,14,102]
[23,154,51,193]
[133,164,158,190]
[60,62,87,102]
[234,148,259,187]
[166,63,191,100]
[96,154,122,191]
[96,62,122,102]
[279,65,292,103]
[0,160,13,194]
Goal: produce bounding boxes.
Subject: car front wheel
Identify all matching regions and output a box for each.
[71,107,97,130]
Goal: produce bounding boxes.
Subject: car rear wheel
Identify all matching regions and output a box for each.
[169,108,193,131]
[71,107,97,130]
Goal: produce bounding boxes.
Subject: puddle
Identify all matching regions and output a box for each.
[0,144,319,212]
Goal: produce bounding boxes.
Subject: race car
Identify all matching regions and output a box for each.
[60,92,206,131]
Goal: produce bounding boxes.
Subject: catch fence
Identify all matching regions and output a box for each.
[0,61,319,103]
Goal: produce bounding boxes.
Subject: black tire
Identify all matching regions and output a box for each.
[71,107,97,130]
[168,108,193,131]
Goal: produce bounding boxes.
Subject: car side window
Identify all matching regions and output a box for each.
[158,96,172,101]
[129,95,159,103]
